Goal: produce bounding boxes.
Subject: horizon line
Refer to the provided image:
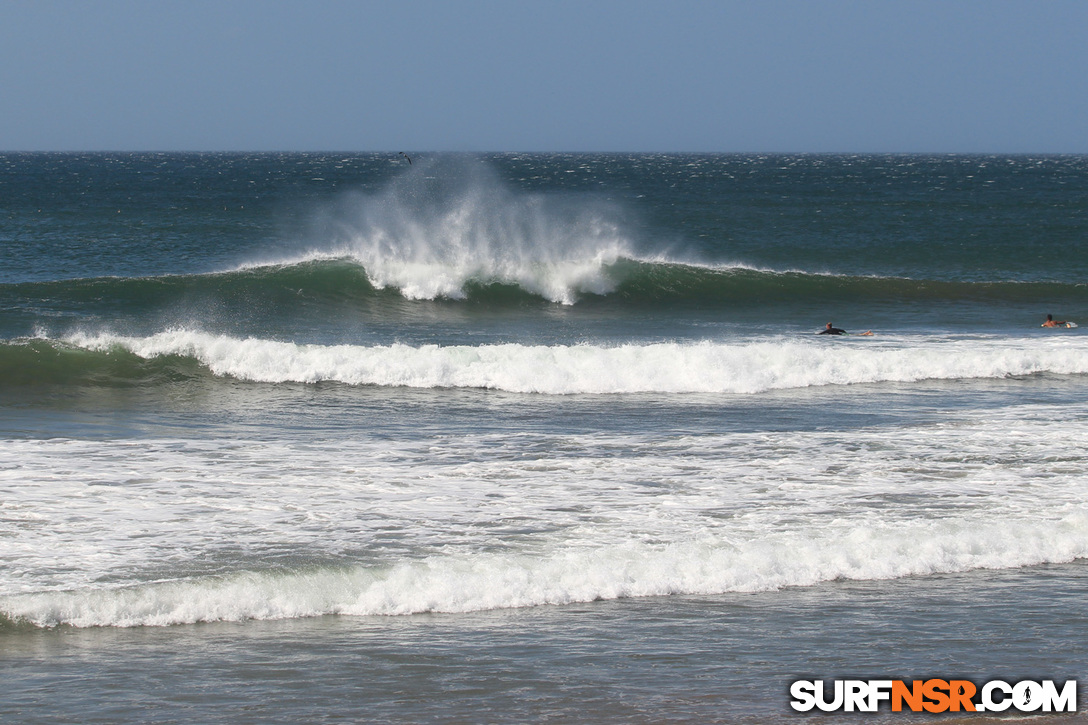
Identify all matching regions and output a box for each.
[3,148,1087,156]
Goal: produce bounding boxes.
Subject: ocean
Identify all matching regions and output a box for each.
[1,152,1087,723]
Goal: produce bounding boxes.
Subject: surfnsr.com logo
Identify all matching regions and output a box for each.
[790,679,1078,713]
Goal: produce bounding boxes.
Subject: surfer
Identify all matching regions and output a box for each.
[818,322,873,336]
[1042,314,1068,328]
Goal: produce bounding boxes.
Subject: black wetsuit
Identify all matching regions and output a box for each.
[818,327,846,335]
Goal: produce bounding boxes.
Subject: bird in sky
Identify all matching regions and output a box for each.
[399,152,411,165]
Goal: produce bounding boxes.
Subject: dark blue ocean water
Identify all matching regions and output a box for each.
[2,153,1087,722]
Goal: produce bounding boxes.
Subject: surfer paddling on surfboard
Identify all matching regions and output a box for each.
[1042,314,1077,328]
[818,322,873,336]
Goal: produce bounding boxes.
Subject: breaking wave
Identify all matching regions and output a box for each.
[4,261,1087,322]
[4,512,1086,628]
[246,155,639,304]
[4,330,1087,393]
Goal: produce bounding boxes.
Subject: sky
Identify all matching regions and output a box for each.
[2,0,1086,153]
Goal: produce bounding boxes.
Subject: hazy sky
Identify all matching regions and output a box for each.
[2,0,1086,153]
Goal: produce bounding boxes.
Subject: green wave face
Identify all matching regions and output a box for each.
[0,338,210,388]
[3,258,1086,320]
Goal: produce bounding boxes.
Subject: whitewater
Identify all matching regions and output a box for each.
[5,400,1088,627]
[38,329,1088,393]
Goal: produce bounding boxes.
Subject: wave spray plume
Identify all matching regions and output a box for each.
[290,156,637,303]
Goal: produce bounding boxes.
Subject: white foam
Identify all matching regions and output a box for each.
[3,403,1088,627]
[65,329,1088,394]
[4,514,1087,628]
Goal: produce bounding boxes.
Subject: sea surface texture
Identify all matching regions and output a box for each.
[2,153,1087,723]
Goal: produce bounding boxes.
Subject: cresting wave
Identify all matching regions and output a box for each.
[3,512,1087,628]
[5,329,1088,393]
[279,155,634,304]
[5,260,1088,313]
[8,158,1088,311]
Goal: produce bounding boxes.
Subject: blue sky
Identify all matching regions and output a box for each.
[2,0,1085,152]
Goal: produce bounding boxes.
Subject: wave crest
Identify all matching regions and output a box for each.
[5,330,1084,394]
[271,156,637,303]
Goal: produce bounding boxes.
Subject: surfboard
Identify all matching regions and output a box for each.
[1042,322,1077,328]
